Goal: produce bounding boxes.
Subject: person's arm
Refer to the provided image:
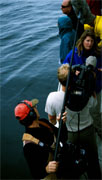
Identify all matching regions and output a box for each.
[45,92,57,125]
[23,143,49,179]
[48,114,57,125]
[71,0,95,25]
[57,111,67,124]
[48,110,67,126]
[23,142,59,178]
[63,49,72,64]
[60,38,72,64]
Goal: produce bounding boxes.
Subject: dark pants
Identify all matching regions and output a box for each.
[67,125,101,179]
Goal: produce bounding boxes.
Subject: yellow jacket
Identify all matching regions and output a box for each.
[84,16,102,47]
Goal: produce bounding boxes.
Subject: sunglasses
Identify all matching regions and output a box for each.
[61,5,70,8]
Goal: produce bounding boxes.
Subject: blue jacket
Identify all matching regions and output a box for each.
[63,47,102,93]
[58,16,75,64]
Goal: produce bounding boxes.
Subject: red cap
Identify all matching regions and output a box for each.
[14,99,39,121]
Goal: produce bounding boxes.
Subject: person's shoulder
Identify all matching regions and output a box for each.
[46,91,64,102]
[63,48,74,63]
[48,91,63,97]
[46,92,57,103]
[65,49,73,58]
[51,91,65,96]
[39,118,50,124]
[74,47,78,52]
[47,91,56,97]
[68,47,78,55]
[39,118,58,133]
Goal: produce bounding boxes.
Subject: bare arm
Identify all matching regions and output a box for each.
[48,114,56,125]
[48,111,67,125]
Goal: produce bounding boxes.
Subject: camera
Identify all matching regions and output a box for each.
[66,64,96,111]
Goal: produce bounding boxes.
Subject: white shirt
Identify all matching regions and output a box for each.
[45,90,97,132]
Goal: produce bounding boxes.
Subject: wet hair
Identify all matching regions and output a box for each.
[57,64,69,86]
[76,29,100,56]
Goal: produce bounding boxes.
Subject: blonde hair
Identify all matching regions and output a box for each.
[57,64,70,86]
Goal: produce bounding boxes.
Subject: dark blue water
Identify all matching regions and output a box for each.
[0,0,63,179]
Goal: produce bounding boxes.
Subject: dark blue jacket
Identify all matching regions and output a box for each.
[58,15,75,64]
[63,47,102,93]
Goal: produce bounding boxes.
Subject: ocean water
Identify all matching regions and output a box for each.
[0,0,63,179]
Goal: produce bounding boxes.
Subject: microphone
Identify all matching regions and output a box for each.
[86,56,97,70]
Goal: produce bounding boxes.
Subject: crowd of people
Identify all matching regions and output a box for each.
[60,1,102,178]
[14,0,102,179]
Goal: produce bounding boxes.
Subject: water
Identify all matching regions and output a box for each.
[0,0,63,179]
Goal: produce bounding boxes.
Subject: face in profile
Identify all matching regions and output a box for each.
[61,0,72,15]
[83,36,94,50]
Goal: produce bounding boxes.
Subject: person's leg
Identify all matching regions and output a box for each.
[96,132,102,176]
[90,91,102,173]
[68,126,101,179]
[82,126,101,179]
[92,91,102,138]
